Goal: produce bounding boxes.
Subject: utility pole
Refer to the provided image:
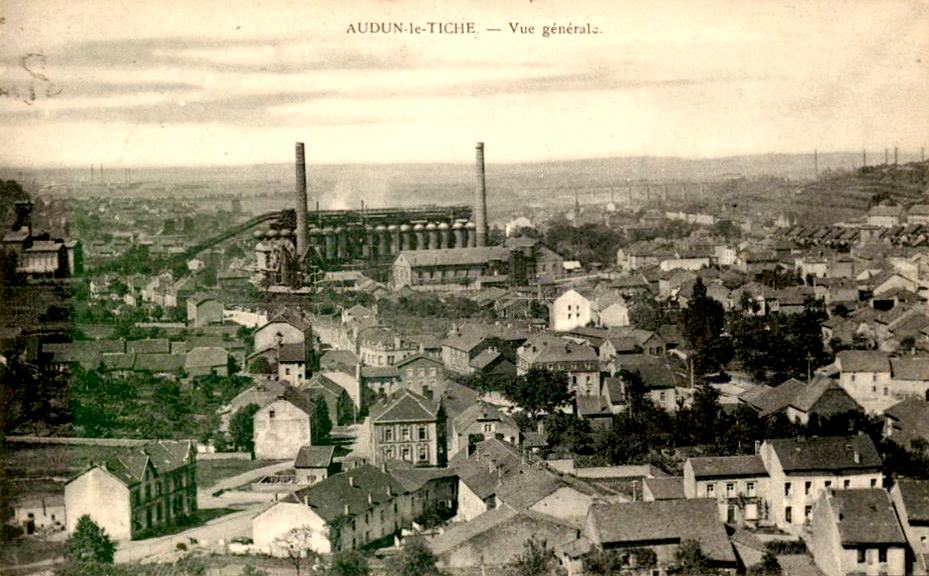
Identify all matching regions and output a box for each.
[814,149,819,179]
[862,149,867,168]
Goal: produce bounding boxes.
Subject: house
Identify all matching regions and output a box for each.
[604,354,684,413]
[64,440,196,541]
[883,398,929,452]
[447,401,520,459]
[186,293,223,328]
[395,353,445,396]
[759,435,884,533]
[304,371,356,426]
[427,506,588,573]
[585,499,738,572]
[468,348,517,380]
[739,376,863,425]
[252,465,408,555]
[277,343,308,385]
[836,350,892,403]
[448,438,525,522]
[550,288,630,332]
[253,390,320,460]
[889,478,929,575]
[642,477,685,501]
[253,311,312,356]
[890,356,929,401]
[441,324,526,376]
[810,488,906,576]
[184,346,228,378]
[369,389,444,467]
[516,334,600,397]
[683,455,769,526]
[293,445,336,486]
[356,326,419,367]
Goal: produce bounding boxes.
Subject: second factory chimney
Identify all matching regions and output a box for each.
[474,142,488,247]
[295,142,309,259]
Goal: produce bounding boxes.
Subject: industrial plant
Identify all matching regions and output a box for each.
[252,141,524,290]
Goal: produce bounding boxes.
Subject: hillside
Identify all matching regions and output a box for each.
[789,161,929,224]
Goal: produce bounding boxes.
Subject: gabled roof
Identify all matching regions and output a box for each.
[277,343,307,363]
[126,338,171,354]
[587,499,736,563]
[643,477,685,500]
[827,489,906,545]
[185,346,227,369]
[288,465,407,522]
[448,438,525,499]
[294,445,335,469]
[896,478,929,524]
[370,389,437,423]
[395,353,443,370]
[742,376,861,418]
[519,334,598,364]
[766,435,881,473]
[891,356,929,381]
[575,395,612,417]
[837,350,891,373]
[71,440,194,487]
[397,247,510,268]
[688,455,767,479]
[452,401,513,432]
[134,353,185,373]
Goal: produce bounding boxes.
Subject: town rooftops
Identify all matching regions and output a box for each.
[837,350,891,373]
[294,445,335,469]
[586,499,736,563]
[276,343,307,363]
[397,246,510,268]
[765,435,881,473]
[519,334,598,364]
[827,489,906,545]
[184,346,227,369]
[688,455,767,479]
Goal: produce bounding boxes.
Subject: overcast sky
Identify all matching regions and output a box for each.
[1,0,927,167]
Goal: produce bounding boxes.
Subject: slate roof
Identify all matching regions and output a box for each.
[370,389,437,424]
[127,338,171,354]
[837,350,891,373]
[319,349,358,370]
[469,348,502,370]
[277,343,307,363]
[828,489,906,545]
[448,438,524,500]
[587,499,736,563]
[576,395,612,417]
[70,440,193,487]
[688,455,767,479]
[766,435,881,473]
[100,352,136,370]
[185,346,227,369]
[895,478,929,524]
[891,356,929,381]
[643,477,685,500]
[452,401,513,433]
[294,445,335,469]
[612,354,679,390]
[361,365,399,379]
[289,465,407,522]
[742,376,861,418]
[519,334,598,364]
[383,459,457,492]
[134,353,185,373]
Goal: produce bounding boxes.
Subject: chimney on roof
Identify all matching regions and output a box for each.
[381,461,387,473]
[853,448,861,464]
[304,495,309,506]
[344,504,350,515]
[368,492,373,505]
[387,485,393,497]
[349,476,355,487]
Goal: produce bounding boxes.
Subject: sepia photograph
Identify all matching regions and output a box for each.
[1,0,928,574]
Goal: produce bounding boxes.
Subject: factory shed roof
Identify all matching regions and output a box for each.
[396,247,510,268]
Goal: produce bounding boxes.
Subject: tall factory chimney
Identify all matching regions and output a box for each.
[295,142,309,258]
[474,142,488,247]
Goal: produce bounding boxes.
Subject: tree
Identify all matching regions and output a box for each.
[249,356,274,374]
[507,537,566,576]
[502,369,572,420]
[680,278,726,374]
[229,403,260,454]
[324,550,370,576]
[312,400,332,444]
[274,527,322,576]
[673,539,715,576]
[67,515,116,565]
[386,536,443,576]
[691,382,723,447]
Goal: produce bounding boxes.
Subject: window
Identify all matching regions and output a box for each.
[804,481,812,495]
[419,426,428,440]
[805,505,812,519]
[726,483,735,498]
[384,427,393,442]
[706,483,715,497]
[785,507,793,523]
[870,478,878,488]
[401,446,411,461]
[857,549,866,564]
[784,482,792,496]
[418,445,428,461]
[747,482,756,497]
[401,426,411,441]
[269,409,275,419]
[879,548,887,563]
[843,479,850,489]
[825,480,832,489]
[483,423,493,433]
